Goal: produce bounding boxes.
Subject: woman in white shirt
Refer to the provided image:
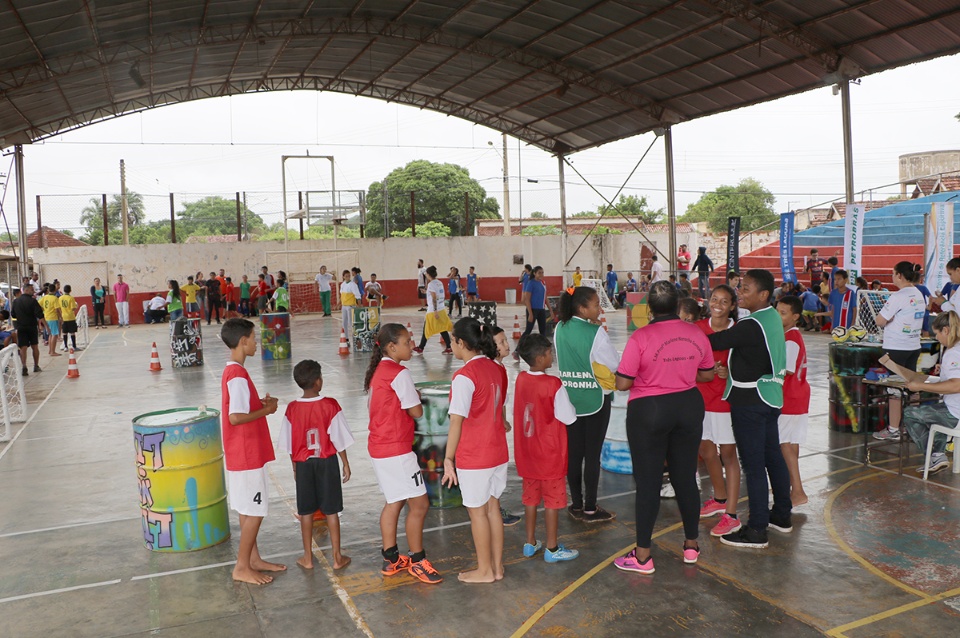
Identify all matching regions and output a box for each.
[413,266,452,355]
[873,261,926,441]
[879,311,960,474]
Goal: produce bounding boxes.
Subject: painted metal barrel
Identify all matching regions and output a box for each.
[352,307,381,352]
[601,391,632,474]
[260,312,291,360]
[132,408,230,552]
[828,342,885,432]
[467,301,498,327]
[170,317,203,367]
[413,382,463,509]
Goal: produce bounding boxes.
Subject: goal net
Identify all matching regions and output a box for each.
[0,343,27,442]
[856,289,892,339]
[581,279,616,311]
[265,249,360,314]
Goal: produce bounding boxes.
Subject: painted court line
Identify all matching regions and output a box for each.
[826,584,960,637]
[0,579,122,604]
[0,516,139,538]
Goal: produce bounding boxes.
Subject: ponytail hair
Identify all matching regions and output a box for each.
[894,261,920,283]
[558,286,598,323]
[451,317,497,359]
[931,311,960,349]
[363,323,410,392]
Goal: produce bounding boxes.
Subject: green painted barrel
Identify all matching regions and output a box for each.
[133,408,230,552]
[260,312,291,360]
[414,382,463,509]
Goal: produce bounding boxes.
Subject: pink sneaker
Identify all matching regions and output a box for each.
[710,513,742,537]
[613,549,654,574]
[699,498,725,518]
[683,545,700,564]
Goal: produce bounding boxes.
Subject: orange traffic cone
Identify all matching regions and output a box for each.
[338,328,350,356]
[512,315,521,340]
[66,348,80,379]
[313,510,327,522]
[407,322,414,340]
[149,342,162,371]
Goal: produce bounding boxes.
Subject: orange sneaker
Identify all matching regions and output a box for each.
[381,554,411,576]
[408,558,443,584]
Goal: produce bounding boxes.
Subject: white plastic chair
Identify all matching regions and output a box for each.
[922,422,960,480]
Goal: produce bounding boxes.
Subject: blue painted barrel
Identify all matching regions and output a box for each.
[600,392,632,474]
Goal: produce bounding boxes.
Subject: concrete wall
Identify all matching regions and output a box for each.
[899,150,960,181]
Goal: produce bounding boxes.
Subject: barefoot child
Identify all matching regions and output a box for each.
[220,318,285,584]
[279,359,354,570]
[514,334,579,563]
[441,318,509,583]
[490,324,521,527]
[776,296,810,506]
[365,323,443,584]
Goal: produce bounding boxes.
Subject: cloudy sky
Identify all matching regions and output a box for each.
[2,52,958,233]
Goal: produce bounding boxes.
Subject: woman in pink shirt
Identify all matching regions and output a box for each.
[613,281,715,575]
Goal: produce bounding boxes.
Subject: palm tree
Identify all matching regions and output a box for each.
[79,192,146,231]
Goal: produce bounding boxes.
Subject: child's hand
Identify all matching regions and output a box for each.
[504,420,512,433]
[262,394,278,414]
[441,459,458,487]
[715,363,728,379]
[342,463,351,484]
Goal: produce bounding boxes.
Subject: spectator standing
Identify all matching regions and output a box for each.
[315,266,334,317]
[604,264,618,304]
[677,243,691,272]
[90,277,107,328]
[691,246,714,298]
[572,266,583,287]
[521,266,548,337]
[205,271,222,325]
[238,275,252,317]
[650,255,664,283]
[167,280,183,322]
[417,259,427,311]
[803,249,825,291]
[819,269,857,330]
[11,284,44,376]
[113,274,130,328]
[466,266,479,301]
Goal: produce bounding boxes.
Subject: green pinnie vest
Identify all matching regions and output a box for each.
[275,286,289,309]
[555,317,604,416]
[721,305,786,408]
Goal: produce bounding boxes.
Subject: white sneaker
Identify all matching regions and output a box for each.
[660,482,676,499]
[917,454,950,475]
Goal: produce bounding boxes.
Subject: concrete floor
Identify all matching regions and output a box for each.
[1,307,959,638]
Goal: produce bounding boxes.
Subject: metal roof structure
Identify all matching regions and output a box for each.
[2,1,960,154]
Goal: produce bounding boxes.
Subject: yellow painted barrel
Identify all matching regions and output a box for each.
[133,408,230,552]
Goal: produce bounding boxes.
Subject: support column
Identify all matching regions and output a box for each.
[558,155,568,282]
[235,192,242,242]
[502,132,510,236]
[840,80,855,203]
[664,127,677,276]
[14,145,27,280]
[120,159,129,245]
[169,193,176,243]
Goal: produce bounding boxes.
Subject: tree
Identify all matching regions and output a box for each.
[569,194,662,222]
[390,221,452,238]
[529,211,548,219]
[79,192,146,244]
[176,196,267,239]
[365,160,500,237]
[679,178,777,233]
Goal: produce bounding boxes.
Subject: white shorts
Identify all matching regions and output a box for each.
[371,452,428,504]
[226,467,269,517]
[701,411,735,445]
[778,414,808,445]
[458,462,508,508]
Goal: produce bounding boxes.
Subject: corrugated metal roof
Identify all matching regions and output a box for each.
[1,0,959,153]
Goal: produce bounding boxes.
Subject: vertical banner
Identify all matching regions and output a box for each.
[779,211,797,284]
[924,202,954,294]
[842,203,865,280]
[726,216,741,273]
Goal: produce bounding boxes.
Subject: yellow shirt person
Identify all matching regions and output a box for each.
[59,294,78,322]
[41,293,60,323]
[182,282,200,304]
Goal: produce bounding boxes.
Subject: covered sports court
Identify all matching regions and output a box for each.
[2,2,960,636]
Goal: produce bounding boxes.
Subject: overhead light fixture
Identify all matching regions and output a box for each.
[129,61,146,88]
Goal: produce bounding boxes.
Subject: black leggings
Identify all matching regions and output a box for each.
[523,308,547,337]
[93,304,105,327]
[626,388,704,547]
[448,293,462,316]
[567,393,612,511]
[419,326,450,350]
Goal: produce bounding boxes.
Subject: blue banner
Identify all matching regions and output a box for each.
[779,211,797,284]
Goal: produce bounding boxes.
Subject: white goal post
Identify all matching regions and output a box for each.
[580,279,616,311]
[0,343,27,442]
[265,249,361,284]
[856,289,892,338]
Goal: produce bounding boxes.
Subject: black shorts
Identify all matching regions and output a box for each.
[418,286,426,299]
[62,320,78,334]
[17,330,39,347]
[294,457,343,516]
[884,348,921,372]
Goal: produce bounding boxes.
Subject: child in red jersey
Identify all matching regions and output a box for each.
[441,317,509,583]
[278,360,354,570]
[777,296,811,507]
[219,318,284,585]
[364,323,443,584]
[514,334,579,563]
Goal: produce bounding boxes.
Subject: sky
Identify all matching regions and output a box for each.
[1,52,959,235]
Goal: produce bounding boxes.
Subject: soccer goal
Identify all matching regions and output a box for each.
[581,279,616,311]
[265,248,361,314]
[856,289,892,339]
[0,343,27,442]
[77,305,90,347]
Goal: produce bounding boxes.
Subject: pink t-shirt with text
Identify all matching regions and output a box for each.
[617,318,714,401]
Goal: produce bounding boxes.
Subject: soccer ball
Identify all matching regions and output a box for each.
[848,324,868,342]
[831,326,849,342]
